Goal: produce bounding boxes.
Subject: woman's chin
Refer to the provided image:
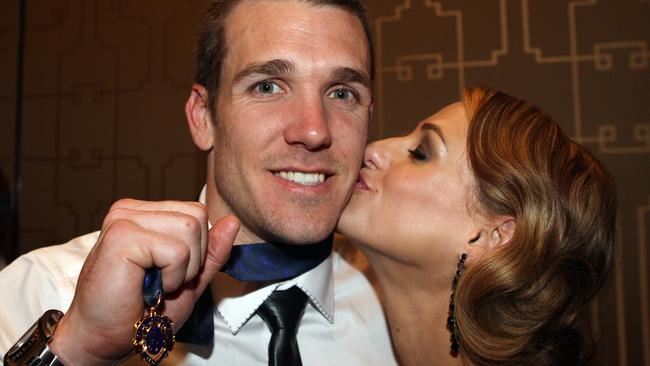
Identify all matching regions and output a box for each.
[336,206,357,237]
[336,202,369,242]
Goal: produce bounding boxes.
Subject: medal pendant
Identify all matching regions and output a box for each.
[133,304,175,366]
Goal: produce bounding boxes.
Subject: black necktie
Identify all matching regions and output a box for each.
[257,286,309,366]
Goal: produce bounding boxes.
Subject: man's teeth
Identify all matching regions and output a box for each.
[275,171,325,185]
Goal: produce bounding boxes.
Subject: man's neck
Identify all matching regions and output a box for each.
[208,225,275,299]
[210,270,273,302]
[231,225,265,246]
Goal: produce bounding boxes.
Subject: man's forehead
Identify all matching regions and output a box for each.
[222,0,370,77]
[224,0,362,34]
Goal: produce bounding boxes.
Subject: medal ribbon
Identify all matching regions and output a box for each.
[143,267,164,307]
[220,235,333,281]
[176,235,333,345]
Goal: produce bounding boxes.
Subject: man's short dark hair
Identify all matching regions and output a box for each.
[195,0,375,114]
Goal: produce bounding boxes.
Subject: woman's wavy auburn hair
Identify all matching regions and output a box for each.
[455,86,617,365]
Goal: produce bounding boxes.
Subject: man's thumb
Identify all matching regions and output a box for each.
[198,215,240,285]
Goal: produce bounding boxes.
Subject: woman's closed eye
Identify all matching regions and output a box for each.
[408,147,428,162]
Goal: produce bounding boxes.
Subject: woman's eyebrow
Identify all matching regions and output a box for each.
[421,122,446,146]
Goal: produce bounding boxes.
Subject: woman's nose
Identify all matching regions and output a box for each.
[364,137,400,170]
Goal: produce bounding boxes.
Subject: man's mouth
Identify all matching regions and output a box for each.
[274,171,326,185]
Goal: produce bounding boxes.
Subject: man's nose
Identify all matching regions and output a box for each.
[284,96,332,150]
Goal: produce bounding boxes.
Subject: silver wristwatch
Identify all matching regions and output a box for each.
[4,309,64,366]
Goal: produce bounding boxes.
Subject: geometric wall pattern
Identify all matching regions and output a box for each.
[0,0,648,364]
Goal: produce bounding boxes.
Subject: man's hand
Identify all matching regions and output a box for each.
[48,199,240,365]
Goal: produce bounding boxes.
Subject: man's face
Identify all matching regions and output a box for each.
[208,0,371,244]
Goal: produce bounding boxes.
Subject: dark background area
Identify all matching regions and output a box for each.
[0,0,648,364]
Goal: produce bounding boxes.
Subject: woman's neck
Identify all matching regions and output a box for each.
[362,248,464,366]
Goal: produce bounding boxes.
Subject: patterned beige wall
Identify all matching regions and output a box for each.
[0,0,648,364]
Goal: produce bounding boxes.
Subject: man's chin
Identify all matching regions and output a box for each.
[263,222,336,245]
[248,200,345,244]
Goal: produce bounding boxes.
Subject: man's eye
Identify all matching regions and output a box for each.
[327,88,357,102]
[408,148,428,162]
[254,81,282,94]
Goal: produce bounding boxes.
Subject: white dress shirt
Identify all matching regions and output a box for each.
[0,234,397,365]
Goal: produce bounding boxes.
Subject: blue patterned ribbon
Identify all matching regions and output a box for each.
[176,235,333,345]
[220,236,333,282]
[143,267,164,307]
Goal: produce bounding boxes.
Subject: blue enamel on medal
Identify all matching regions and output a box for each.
[133,268,175,365]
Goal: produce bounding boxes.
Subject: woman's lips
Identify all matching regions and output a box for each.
[355,171,370,191]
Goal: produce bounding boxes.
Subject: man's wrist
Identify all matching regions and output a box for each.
[48,314,118,366]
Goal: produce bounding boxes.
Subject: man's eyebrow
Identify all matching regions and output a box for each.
[330,67,371,88]
[232,59,296,84]
[421,122,446,145]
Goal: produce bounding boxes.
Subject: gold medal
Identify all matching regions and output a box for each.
[133,295,175,366]
[133,268,175,366]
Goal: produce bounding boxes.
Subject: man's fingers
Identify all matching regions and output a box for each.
[103,209,203,281]
[109,198,207,214]
[97,219,191,294]
[107,199,209,266]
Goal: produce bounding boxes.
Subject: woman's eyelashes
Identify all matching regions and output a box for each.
[406,127,445,162]
[408,147,428,161]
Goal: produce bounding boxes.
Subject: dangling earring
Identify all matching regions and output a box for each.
[447,253,467,356]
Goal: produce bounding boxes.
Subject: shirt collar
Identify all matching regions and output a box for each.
[215,253,334,334]
[281,250,334,324]
[199,185,207,206]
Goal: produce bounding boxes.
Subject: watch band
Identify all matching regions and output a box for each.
[4,310,65,366]
[28,343,64,366]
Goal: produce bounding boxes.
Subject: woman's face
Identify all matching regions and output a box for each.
[338,102,484,264]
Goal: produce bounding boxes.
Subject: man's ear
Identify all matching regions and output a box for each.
[185,83,214,151]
